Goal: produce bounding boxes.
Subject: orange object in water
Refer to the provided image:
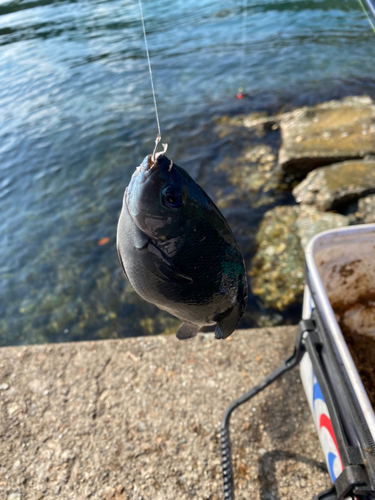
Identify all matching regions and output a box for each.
[236,92,244,99]
[98,237,110,246]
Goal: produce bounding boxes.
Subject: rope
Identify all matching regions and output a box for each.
[138,0,162,148]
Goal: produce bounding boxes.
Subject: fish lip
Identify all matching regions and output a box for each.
[125,155,159,219]
[144,156,159,181]
[136,155,159,182]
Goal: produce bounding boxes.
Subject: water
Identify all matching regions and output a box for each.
[0,0,374,346]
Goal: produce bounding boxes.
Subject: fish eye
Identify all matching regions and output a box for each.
[161,186,182,208]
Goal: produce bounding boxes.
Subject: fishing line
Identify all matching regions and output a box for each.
[237,0,248,99]
[138,0,162,158]
[357,0,375,34]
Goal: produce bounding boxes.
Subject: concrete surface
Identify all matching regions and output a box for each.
[0,326,331,500]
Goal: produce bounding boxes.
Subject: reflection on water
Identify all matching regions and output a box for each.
[0,0,374,345]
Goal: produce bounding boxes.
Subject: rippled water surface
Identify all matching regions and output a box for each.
[0,0,374,345]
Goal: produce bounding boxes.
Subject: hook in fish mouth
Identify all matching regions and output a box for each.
[146,135,168,171]
[131,137,173,189]
[152,134,161,163]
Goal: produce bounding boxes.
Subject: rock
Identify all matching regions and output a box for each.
[355,194,375,223]
[242,114,279,132]
[215,144,277,184]
[7,402,19,416]
[292,160,375,211]
[216,113,278,134]
[296,205,349,249]
[61,449,75,462]
[214,145,289,211]
[279,96,375,177]
[7,493,21,500]
[249,206,305,310]
[137,422,146,432]
[28,379,48,395]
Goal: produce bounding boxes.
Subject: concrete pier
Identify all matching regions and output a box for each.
[0,326,331,499]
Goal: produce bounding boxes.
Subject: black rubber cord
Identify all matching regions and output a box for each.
[220,322,309,499]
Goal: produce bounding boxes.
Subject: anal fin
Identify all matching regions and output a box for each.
[214,278,247,340]
[214,305,239,340]
[215,324,224,340]
[176,322,199,340]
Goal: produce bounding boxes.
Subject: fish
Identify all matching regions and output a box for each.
[116,151,247,340]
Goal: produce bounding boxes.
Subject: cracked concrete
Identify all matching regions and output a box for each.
[0,327,331,499]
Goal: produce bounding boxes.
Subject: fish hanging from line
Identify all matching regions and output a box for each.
[116,148,247,340]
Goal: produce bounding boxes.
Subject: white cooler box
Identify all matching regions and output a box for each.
[300,224,375,499]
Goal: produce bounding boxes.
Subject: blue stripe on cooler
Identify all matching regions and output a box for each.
[312,376,343,482]
[300,352,343,483]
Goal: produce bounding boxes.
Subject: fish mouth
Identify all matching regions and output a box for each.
[144,153,156,173]
[125,147,172,214]
[124,154,160,217]
[137,154,160,180]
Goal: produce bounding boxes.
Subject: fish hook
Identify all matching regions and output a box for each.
[152,134,161,162]
[151,134,168,165]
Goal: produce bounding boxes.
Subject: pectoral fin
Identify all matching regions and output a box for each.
[146,241,193,285]
[176,322,200,340]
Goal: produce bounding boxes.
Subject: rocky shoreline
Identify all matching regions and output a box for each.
[3,95,375,346]
[218,95,375,317]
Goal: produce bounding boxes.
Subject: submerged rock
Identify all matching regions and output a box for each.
[292,160,375,211]
[296,205,349,249]
[216,112,278,136]
[250,206,304,311]
[279,96,375,177]
[214,145,289,210]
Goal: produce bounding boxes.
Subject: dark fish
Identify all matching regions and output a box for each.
[116,153,247,340]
